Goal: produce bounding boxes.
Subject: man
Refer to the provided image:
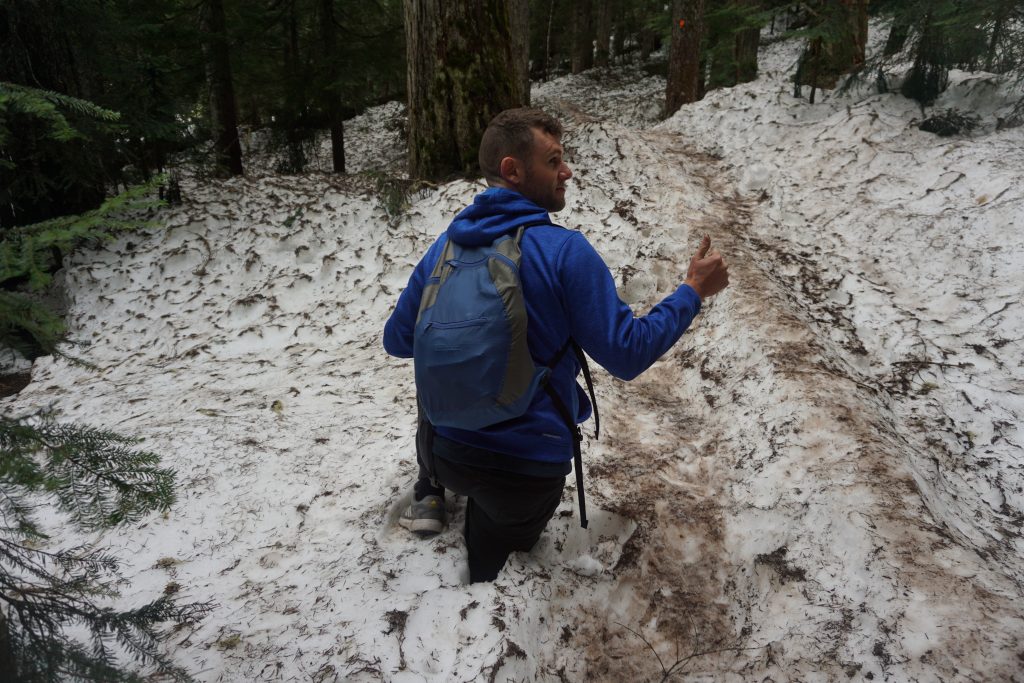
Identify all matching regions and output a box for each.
[383,108,729,583]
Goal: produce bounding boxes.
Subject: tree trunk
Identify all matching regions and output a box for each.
[883,13,910,56]
[594,0,612,68]
[665,0,704,117]
[734,0,760,85]
[510,0,530,104]
[0,613,15,682]
[796,0,868,90]
[283,0,306,172]
[850,0,868,70]
[201,0,243,177]
[984,0,1014,73]
[611,7,625,65]
[404,0,528,181]
[319,0,345,172]
[571,0,594,73]
[544,0,555,79]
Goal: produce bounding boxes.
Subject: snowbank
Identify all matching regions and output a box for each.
[4,24,1023,682]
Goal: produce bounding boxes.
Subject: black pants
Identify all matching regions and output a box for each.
[413,420,565,583]
[433,454,564,583]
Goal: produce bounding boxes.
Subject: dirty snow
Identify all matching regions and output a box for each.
[4,24,1024,683]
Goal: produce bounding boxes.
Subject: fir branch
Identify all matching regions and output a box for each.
[0,88,79,146]
[0,290,66,357]
[0,82,121,124]
[0,537,209,681]
[0,178,163,293]
[1,415,211,681]
[1,416,176,531]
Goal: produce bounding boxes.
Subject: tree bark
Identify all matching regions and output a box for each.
[403,0,528,181]
[611,4,625,65]
[571,0,594,73]
[594,0,612,68]
[850,0,868,70]
[984,0,1014,73]
[319,0,345,172]
[0,612,15,683]
[543,0,555,79]
[734,0,760,85]
[883,13,910,56]
[795,0,868,90]
[200,0,243,177]
[510,0,530,104]
[665,0,704,117]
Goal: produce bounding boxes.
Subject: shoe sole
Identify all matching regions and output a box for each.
[399,517,445,536]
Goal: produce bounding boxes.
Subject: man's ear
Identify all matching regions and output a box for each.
[499,156,522,186]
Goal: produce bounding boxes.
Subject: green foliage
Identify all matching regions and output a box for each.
[363,170,416,221]
[0,413,212,682]
[1,1,199,225]
[866,0,1024,106]
[0,179,161,356]
[226,0,405,172]
[1,180,162,291]
[0,415,176,534]
[783,0,869,92]
[0,83,120,227]
[0,291,66,358]
[530,0,669,78]
[0,83,119,149]
[704,1,767,90]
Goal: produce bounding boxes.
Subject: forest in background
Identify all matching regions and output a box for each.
[4,1,1024,225]
[5,0,1022,359]
[2,1,1024,681]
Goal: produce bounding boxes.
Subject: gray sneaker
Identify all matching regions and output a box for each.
[399,495,446,537]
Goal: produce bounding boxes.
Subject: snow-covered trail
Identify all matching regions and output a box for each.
[526,109,1024,680]
[5,38,1024,683]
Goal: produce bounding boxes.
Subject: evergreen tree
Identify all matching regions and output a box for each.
[704,0,764,91]
[200,0,244,177]
[319,0,346,173]
[872,0,1024,106]
[572,0,595,73]
[0,83,164,358]
[0,413,212,681]
[1,1,204,225]
[0,3,114,228]
[791,0,869,102]
[0,179,161,358]
[594,0,613,67]
[225,0,404,174]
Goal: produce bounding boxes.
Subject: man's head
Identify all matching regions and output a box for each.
[479,108,572,213]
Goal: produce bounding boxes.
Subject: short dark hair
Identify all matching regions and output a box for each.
[478,108,563,183]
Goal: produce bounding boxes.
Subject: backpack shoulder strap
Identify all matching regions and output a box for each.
[545,340,599,439]
[543,339,599,530]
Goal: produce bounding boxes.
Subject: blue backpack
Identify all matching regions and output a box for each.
[414,223,547,430]
[413,221,599,527]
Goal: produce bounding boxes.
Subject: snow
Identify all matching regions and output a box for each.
[4,24,1024,682]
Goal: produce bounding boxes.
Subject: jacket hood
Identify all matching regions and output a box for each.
[446,187,551,246]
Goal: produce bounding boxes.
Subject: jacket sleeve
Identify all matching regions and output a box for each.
[559,231,701,381]
[382,235,448,358]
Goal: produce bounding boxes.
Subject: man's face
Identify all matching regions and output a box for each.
[517,128,572,213]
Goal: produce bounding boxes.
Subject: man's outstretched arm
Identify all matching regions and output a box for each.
[560,233,729,380]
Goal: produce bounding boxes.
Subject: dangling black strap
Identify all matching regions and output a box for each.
[572,341,599,440]
[544,340,599,529]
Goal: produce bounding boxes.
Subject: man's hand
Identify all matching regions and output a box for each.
[684,234,730,300]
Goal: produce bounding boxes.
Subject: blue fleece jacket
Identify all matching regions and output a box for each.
[383,187,702,464]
